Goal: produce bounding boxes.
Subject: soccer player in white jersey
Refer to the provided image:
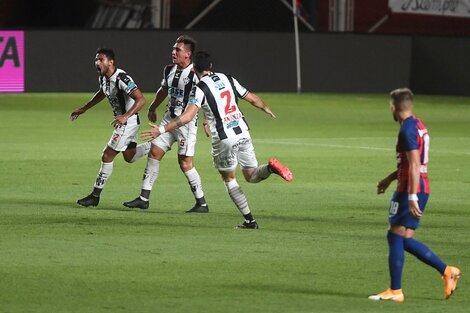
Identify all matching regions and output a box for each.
[124,35,208,212]
[141,51,293,229]
[70,48,150,207]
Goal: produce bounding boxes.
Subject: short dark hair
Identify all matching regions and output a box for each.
[390,88,413,105]
[193,51,212,72]
[176,35,196,54]
[96,47,115,61]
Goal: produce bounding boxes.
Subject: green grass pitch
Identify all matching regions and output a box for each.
[0,92,469,312]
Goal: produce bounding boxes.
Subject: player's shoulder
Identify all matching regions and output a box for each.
[115,68,129,79]
[400,116,421,136]
[163,63,175,76]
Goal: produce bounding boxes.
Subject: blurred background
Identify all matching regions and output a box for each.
[1,0,470,94]
[2,0,470,34]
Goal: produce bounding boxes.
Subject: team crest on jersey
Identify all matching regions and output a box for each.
[183,77,190,85]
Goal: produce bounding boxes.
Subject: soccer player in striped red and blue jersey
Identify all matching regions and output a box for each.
[369,88,460,302]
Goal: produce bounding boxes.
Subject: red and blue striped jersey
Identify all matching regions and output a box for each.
[396,115,430,194]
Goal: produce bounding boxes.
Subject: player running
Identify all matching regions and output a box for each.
[71,48,150,207]
[369,88,461,302]
[141,51,293,229]
[123,35,209,212]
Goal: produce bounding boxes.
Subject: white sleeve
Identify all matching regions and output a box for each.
[118,73,138,95]
[188,85,205,109]
[232,77,249,98]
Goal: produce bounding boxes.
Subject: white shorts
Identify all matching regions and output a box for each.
[212,135,258,172]
[107,122,139,152]
[151,117,198,156]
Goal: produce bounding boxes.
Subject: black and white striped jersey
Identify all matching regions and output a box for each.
[161,63,199,120]
[189,72,250,141]
[99,68,139,124]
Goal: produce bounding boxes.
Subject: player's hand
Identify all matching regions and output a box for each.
[377,177,392,194]
[112,115,128,128]
[148,110,157,123]
[203,121,210,137]
[264,107,276,118]
[141,122,160,141]
[409,200,423,218]
[70,107,86,121]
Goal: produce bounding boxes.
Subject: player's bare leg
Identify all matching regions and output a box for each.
[77,146,119,207]
[123,144,165,209]
[179,155,208,213]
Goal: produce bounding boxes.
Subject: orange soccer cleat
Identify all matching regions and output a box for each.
[368,288,405,302]
[268,158,293,182]
[443,266,461,299]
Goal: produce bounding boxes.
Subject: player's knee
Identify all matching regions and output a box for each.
[178,158,193,172]
[123,154,134,163]
[102,152,114,163]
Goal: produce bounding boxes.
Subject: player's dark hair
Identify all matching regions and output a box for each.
[96,48,115,61]
[193,51,212,72]
[390,88,413,105]
[176,35,196,55]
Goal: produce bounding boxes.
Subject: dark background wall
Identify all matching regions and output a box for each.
[23,30,470,95]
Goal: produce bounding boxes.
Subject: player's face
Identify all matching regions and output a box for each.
[172,42,190,66]
[94,53,114,77]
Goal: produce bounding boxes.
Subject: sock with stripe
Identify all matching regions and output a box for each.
[249,164,271,183]
[225,179,253,220]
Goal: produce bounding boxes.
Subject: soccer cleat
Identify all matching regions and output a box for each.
[368,288,405,302]
[236,220,259,230]
[123,197,149,210]
[268,158,293,182]
[186,204,209,213]
[77,194,100,207]
[443,266,461,299]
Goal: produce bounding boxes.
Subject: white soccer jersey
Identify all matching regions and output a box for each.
[99,68,139,125]
[189,72,250,141]
[161,63,199,120]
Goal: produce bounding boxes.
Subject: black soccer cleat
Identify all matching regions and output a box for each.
[123,197,149,210]
[236,220,259,229]
[186,204,209,213]
[77,194,100,207]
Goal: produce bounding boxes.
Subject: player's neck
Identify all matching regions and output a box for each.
[398,111,413,123]
[104,66,116,79]
[177,60,191,69]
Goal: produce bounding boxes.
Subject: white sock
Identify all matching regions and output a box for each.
[129,142,151,163]
[94,161,113,189]
[142,158,160,190]
[225,179,250,215]
[249,164,271,183]
[184,167,205,200]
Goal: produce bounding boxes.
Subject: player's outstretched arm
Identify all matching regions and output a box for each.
[148,87,168,122]
[141,104,199,141]
[243,92,276,118]
[113,89,146,127]
[377,170,397,194]
[70,90,105,121]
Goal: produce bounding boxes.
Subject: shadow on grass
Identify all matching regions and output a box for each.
[223,282,364,299]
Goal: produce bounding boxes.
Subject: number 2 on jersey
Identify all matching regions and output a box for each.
[221,90,236,114]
